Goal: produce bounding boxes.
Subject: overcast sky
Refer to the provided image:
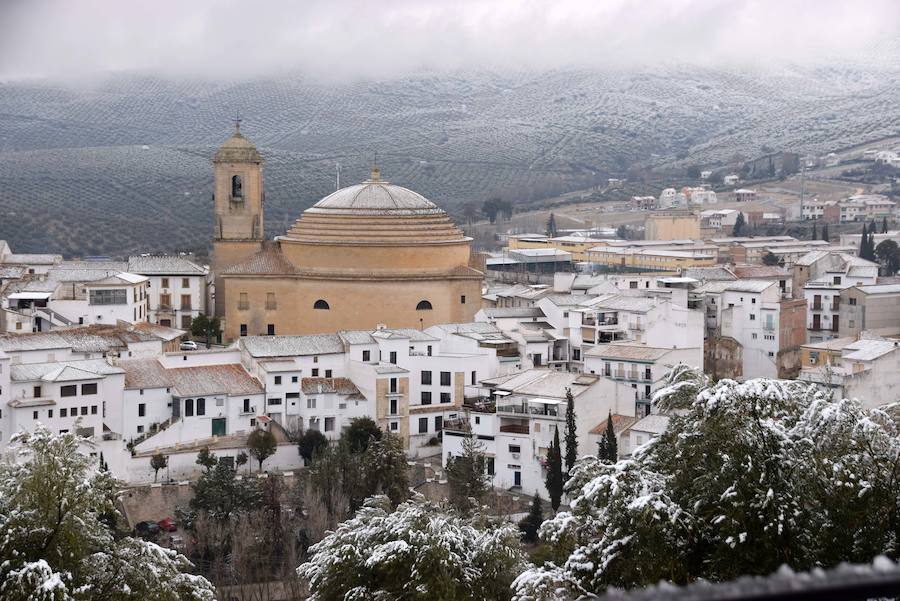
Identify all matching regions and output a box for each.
[1,0,899,82]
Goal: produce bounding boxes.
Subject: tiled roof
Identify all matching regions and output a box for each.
[301,377,364,399]
[241,334,345,358]
[480,307,546,318]
[624,414,671,435]
[589,413,638,435]
[127,255,206,275]
[119,358,171,389]
[732,265,790,279]
[0,325,165,353]
[221,242,295,275]
[165,363,264,397]
[483,369,599,398]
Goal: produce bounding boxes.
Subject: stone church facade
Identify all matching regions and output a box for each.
[210,128,483,341]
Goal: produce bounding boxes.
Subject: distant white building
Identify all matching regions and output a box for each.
[127,255,207,330]
[723,174,740,186]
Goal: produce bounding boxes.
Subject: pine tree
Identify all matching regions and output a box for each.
[545,428,564,511]
[821,223,829,242]
[519,493,544,544]
[446,433,489,514]
[563,388,578,475]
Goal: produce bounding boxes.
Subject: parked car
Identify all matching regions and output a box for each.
[157,517,177,532]
[180,340,198,351]
[134,521,161,537]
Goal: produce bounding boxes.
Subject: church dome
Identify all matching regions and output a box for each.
[281,169,468,247]
[306,170,443,217]
[214,129,261,163]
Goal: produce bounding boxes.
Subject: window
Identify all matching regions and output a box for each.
[61,408,68,417]
[181,315,192,329]
[390,378,398,393]
[421,370,432,385]
[419,417,429,434]
[33,411,38,420]
[81,383,97,395]
[61,385,77,397]
[471,371,477,385]
[182,278,190,288]
[768,351,775,357]
[267,324,275,336]
[197,398,206,416]
[180,295,191,310]
[240,324,248,337]
[160,293,172,308]
[89,288,127,305]
[307,398,316,409]
[435,416,443,431]
[161,278,170,288]
[509,445,521,454]
[185,398,194,417]
[311,368,319,377]
[421,391,432,405]
[460,295,466,304]
[243,398,252,413]
[750,314,756,320]
[440,392,451,404]
[390,421,399,432]
[487,457,495,476]
[388,351,397,364]
[324,417,335,432]
[325,369,332,378]
[833,276,842,285]
[313,299,330,310]
[274,376,282,385]
[475,416,480,425]
[440,371,451,386]
[138,403,146,417]
[137,425,144,434]
[266,292,276,310]
[752,333,758,339]
[849,297,857,306]
[238,293,249,310]
[362,350,371,362]
[81,406,88,416]
[427,345,433,356]
[268,397,282,406]
[231,174,243,198]
[752,298,756,304]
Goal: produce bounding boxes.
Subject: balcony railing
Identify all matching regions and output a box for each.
[499,424,529,434]
[443,418,471,432]
[497,403,563,418]
[811,302,822,311]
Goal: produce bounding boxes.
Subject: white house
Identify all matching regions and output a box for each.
[127,255,207,330]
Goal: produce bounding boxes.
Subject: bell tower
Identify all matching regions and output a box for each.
[211,119,265,316]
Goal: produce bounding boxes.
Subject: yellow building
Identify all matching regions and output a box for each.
[586,246,716,270]
[211,128,483,341]
[644,210,700,241]
[508,235,612,261]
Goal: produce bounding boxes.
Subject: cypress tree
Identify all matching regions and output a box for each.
[821,223,829,242]
[883,216,889,234]
[563,387,578,475]
[811,222,818,240]
[545,428,564,512]
[859,225,868,259]
[597,410,618,462]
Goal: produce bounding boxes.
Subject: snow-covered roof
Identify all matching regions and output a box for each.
[626,413,670,435]
[584,343,673,362]
[10,359,123,382]
[482,369,599,398]
[127,255,206,275]
[841,339,899,362]
[240,334,345,358]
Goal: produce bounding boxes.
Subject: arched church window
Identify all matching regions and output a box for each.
[231,175,243,199]
[314,299,330,310]
[416,300,433,311]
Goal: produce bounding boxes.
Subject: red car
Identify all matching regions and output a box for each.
[157,517,177,532]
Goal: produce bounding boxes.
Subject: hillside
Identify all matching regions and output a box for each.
[1,63,899,256]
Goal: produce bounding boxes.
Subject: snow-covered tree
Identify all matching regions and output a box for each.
[0,426,215,601]
[447,432,490,514]
[513,370,900,600]
[298,494,527,601]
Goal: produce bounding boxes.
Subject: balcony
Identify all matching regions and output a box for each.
[811,302,822,311]
[497,403,563,419]
[499,423,529,435]
[443,418,471,432]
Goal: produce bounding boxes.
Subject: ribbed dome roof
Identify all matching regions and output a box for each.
[306,176,443,217]
[282,172,467,245]
[214,129,261,163]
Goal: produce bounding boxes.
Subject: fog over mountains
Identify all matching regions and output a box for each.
[1,56,899,256]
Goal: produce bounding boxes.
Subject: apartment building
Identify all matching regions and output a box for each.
[838,284,900,338]
[799,253,879,343]
[798,336,900,409]
[127,255,207,330]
